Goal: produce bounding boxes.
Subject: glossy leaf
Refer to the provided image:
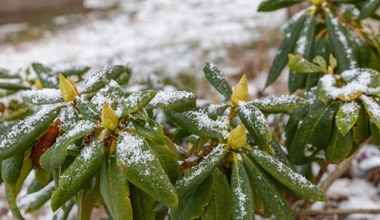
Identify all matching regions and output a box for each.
[19,181,55,212]
[251,95,309,113]
[100,152,133,220]
[265,13,306,87]
[40,120,96,172]
[238,102,272,153]
[2,153,24,184]
[176,144,227,198]
[20,89,64,105]
[0,82,30,91]
[5,183,25,220]
[147,90,196,112]
[166,110,228,139]
[325,11,358,72]
[133,119,165,145]
[81,65,127,93]
[203,169,232,220]
[203,62,232,99]
[149,142,180,183]
[335,101,360,135]
[231,154,254,220]
[258,0,304,11]
[130,185,157,220]
[243,155,294,220]
[289,101,335,164]
[325,126,353,162]
[288,54,323,74]
[172,175,213,220]
[116,132,177,208]
[32,62,57,88]
[249,146,327,201]
[75,97,100,120]
[51,139,105,211]
[0,106,61,160]
[361,95,380,130]
[120,90,157,116]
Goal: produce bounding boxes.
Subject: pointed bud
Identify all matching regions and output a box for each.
[34,79,44,90]
[228,125,247,149]
[101,103,118,130]
[310,0,324,6]
[59,74,79,102]
[231,75,248,106]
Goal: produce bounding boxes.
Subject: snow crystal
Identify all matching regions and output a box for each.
[81,146,94,161]
[238,101,268,133]
[360,95,380,123]
[81,65,118,92]
[116,132,154,165]
[185,111,229,138]
[234,182,248,219]
[319,69,377,100]
[149,90,194,107]
[0,106,57,150]
[20,89,63,104]
[177,144,225,187]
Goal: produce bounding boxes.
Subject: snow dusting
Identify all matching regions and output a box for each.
[116,132,154,166]
[20,88,63,104]
[0,106,57,150]
[148,90,194,108]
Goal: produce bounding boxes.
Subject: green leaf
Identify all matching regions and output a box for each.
[325,126,353,162]
[243,155,294,220]
[288,13,317,93]
[251,95,309,113]
[288,54,324,73]
[203,62,232,99]
[335,101,360,135]
[176,144,227,198]
[361,95,380,129]
[20,89,64,105]
[79,178,101,220]
[249,146,327,201]
[133,119,165,145]
[116,132,177,208]
[5,183,25,220]
[120,90,157,116]
[54,65,90,76]
[171,174,213,220]
[258,0,304,11]
[130,185,157,220]
[238,102,272,153]
[2,153,24,184]
[81,65,127,93]
[360,0,380,18]
[75,97,100,120]
[202,103,229,120]
[0,106,61,160]
[265,13,306,87]
[51,139,105,211]
[325,11,358,72]
[0,68,20,79]
[230,155,254,220]
[370,119,380,145]
[19,181,55,212]
[352,105,371,145]
[313,56,327,70]
[32,62,58,88]
[166,110,228,139]
[40,120,96,172]
[100,152,133,220]
[203,169,232,220]
[0,82,30,91]
[149,142,180,183]
[289,101,335,164]
[147,90,196,112]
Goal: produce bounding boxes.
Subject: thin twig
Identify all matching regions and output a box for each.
[300,209,380,216]
[319,145,363,193]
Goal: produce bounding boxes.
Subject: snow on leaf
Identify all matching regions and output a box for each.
[20,89,63,104]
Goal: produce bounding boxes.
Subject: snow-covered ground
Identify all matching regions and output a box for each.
[0,0,286,79]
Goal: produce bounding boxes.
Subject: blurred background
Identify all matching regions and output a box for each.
[0,0,287,95]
